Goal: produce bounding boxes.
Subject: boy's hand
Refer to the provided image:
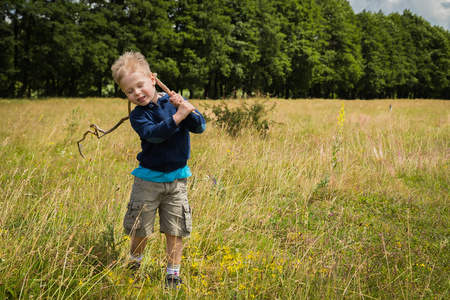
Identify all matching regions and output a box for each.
[169,91,196,125]
[168,91,184,108]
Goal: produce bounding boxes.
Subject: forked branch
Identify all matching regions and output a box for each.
[77,99,131,158]
[76,75,197,158]
[77,115,130,158]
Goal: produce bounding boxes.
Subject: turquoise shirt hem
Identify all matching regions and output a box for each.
[131,165,192,182]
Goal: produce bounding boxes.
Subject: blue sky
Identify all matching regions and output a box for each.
[347,0,450,30]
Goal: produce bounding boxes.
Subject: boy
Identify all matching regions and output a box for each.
[111,51,206,288]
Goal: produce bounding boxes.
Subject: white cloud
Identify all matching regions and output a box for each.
[348,0,450,30]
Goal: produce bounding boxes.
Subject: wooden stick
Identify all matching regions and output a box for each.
[154,75,199,116]
[77,115,130,158]
[77,76,199,158]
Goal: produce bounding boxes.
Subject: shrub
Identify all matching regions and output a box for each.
[202,100,276,136]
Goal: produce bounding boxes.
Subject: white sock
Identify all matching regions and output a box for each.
[166,264,180,276]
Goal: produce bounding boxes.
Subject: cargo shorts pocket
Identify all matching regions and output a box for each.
[123,201,143,231]
[182,204,192,233]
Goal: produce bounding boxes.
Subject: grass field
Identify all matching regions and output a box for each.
[0,98,448,299]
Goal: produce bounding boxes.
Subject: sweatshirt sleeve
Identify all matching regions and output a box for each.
[130,108,178,144]
[182,108,206,134]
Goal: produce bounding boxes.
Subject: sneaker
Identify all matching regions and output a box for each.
[127,260,141,271]
[165,274,183,289]
[127,260,141,279]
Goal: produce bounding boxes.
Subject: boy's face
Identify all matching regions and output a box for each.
[120,72,158,106]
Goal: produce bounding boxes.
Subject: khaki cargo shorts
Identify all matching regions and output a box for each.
[123,177,192,238]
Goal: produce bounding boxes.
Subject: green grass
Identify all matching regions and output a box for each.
[0,98,448,299]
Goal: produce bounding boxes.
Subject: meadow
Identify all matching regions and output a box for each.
[0,97,448,299]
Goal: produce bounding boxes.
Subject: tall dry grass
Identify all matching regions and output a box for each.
[0,98,448,299]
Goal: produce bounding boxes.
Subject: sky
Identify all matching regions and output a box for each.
[347,0,450,31]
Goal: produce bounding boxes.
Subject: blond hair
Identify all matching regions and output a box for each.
[111,51,152,85]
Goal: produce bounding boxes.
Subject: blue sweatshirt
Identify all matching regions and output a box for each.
[129,93,206,172]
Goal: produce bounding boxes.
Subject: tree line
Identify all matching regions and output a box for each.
[1,0,449,99]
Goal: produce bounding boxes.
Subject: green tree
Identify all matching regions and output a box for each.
[428,27,450,98]
[172,0,233,99]
[400,10,450,98]
[382,12,416,98]
[78,1,121,97]
[226,0,260,98]
[1,0,449,99]
[42,0,85,97]
[314,0,363,99]
[0,0,19,97]
[6,0,40,97]
[169,0,210,97]
[121,0,175,89]
[252,0,289,97]
[356,11,391,99]
[277,0,324,98]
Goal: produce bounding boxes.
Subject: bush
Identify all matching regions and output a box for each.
[202,100,276,136]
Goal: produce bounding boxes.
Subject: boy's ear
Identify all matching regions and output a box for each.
[150,73,157,84]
